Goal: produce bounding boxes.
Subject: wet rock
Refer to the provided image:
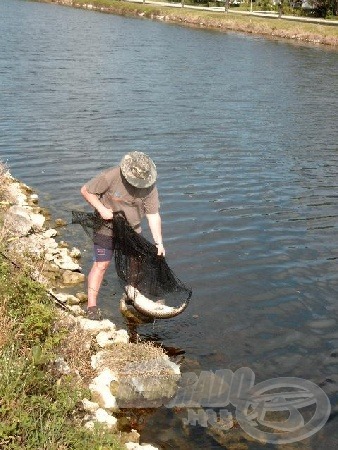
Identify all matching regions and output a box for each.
[66,295,81,306]
[75,292,87,303]
[120,429,140,445]
[54,218,67,227]
[62,270,85,285]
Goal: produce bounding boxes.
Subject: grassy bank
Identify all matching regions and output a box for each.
[0,258,125,449]
[41,0,338,46]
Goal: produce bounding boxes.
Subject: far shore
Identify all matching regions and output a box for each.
[36,0,338,47]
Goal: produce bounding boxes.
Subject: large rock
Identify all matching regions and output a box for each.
[92,349,181,409]
[6,205,45,235]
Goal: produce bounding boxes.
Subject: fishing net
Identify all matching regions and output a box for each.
[72,210,192,318]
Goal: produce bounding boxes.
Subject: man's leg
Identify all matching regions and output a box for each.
[87,260,111,308]
[86,242,113,319]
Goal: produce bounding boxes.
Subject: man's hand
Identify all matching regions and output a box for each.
[98,206,114,220]
[156,243,165,256]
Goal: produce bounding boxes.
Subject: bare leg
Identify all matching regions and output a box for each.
[87,260,111,308]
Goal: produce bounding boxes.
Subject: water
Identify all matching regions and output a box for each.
[1,0,338,448]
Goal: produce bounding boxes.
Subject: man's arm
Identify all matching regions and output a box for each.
[146,212,165,256]
[80,185,113,220]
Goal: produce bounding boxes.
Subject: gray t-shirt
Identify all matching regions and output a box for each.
[85,166,159,230]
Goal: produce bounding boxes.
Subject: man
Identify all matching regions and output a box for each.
[80,151,165,320]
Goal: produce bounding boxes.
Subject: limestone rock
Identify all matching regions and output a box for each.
[77,318,116,335]
[70,247,81,259]
[94,408,117,429]
[67,305,85,316]
[89,368,118,411]
[54,357,71,375]
[29,193,39,204]
[112,329,129,344]
[81,398,100,413]
[125,443,159,450]
[43,229,57,238]
[96,331,116,349]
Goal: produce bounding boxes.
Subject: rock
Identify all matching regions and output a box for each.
[125,443,159,450]
[84,420,95,430]
[6,205,34,235]
[54,218,67,227]
[54,250,81,271]
[30,193,39,204]
[62,270,85,285]
[54,357,71,375]
[96,329,129,348]
[53,292,69,303]
[89,368,118,411]
[112,329,129,344]
[43,229,57,238]
[66,295,81,306]
[120,429,140,444]
[94,408,117,429]
[78,318,116,335]
[96,331,115,349]
[70,247,81,259]
[81,398,100,413]
[75,292,87,303]
[45,252,55,262]
[67,305,85,316]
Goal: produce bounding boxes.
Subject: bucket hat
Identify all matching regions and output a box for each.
[120,151,157,188]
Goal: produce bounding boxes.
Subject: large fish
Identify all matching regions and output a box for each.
[125,285,189,319]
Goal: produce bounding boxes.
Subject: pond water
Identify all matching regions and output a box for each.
[1,0,338,448]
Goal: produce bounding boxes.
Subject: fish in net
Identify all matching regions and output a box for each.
[72,210,192,319]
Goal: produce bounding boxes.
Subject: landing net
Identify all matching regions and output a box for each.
[72,211,192,315]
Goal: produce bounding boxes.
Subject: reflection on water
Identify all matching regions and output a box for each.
[1,0,338,448]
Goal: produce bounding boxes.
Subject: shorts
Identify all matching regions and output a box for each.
[93,233,115,262]
[94,244,114,262]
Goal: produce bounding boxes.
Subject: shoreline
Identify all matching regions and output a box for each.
[0,166,183,449]
[35,0,338,47]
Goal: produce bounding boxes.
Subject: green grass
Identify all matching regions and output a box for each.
[0,255,123,450]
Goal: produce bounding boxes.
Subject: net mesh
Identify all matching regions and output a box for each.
[72,211,192,313]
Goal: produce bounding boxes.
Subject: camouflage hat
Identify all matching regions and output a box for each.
[120,151,157,189]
